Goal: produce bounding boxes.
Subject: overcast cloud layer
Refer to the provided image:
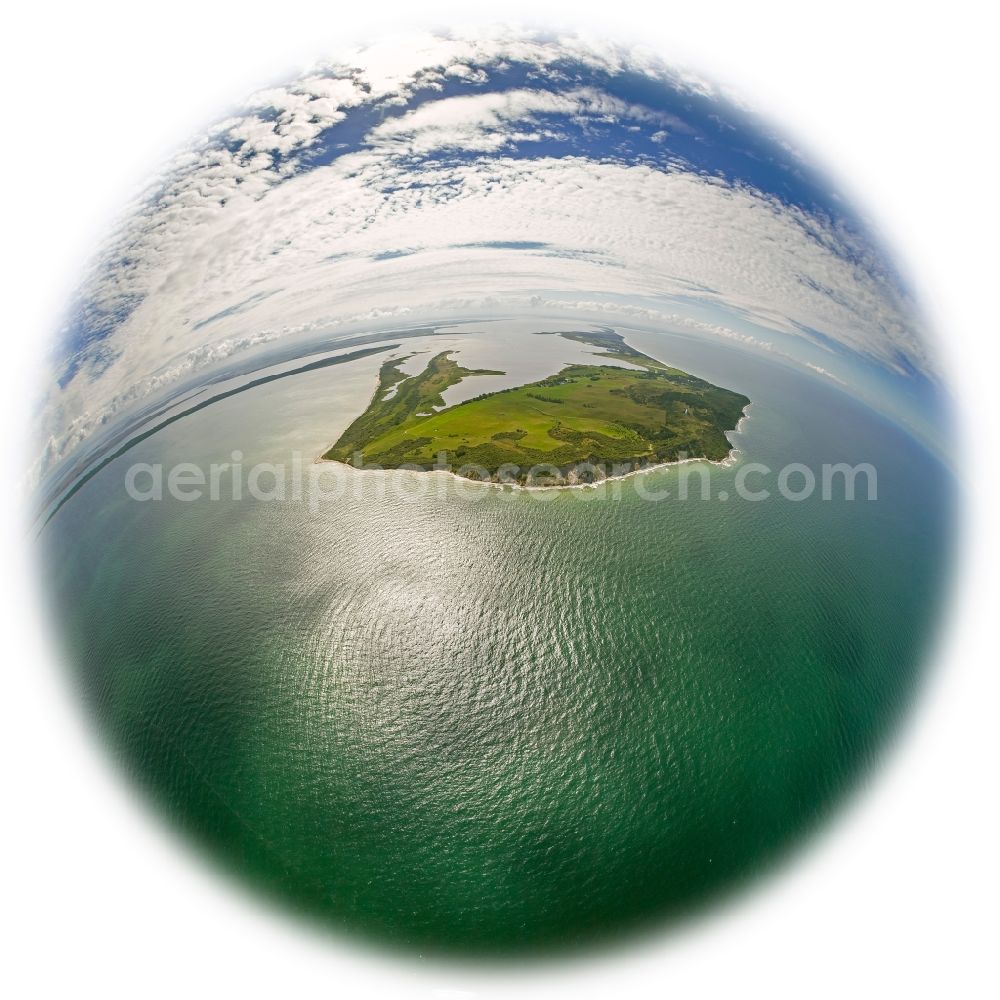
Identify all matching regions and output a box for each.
[40,28,939,485]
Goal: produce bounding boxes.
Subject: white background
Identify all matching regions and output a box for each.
[1,2,996,996]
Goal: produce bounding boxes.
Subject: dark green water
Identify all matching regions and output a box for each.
[40,330,954,954]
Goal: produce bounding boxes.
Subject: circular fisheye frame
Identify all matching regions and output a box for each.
[34,30,955,954]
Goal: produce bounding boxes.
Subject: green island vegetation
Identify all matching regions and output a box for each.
[322,330,750,485]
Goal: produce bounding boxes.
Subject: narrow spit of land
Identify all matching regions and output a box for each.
[322,330,750,486]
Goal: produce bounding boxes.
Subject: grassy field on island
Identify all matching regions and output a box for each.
[323,331,750,483]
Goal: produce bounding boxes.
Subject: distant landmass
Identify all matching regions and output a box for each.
[322,330,750,485]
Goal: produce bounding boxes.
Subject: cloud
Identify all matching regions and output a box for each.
[38,32,935,485]
[805,362,849,386]
[366,87,688,155]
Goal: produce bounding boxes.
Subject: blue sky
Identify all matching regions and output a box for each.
[40,29,942,485]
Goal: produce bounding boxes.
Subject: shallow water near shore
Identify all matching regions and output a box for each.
[40,324,954,953]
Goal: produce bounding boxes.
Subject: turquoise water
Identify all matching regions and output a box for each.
[40,329,954,953]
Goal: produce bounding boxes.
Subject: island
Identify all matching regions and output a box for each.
[322,330,750,486]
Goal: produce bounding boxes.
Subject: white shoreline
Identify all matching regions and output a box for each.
[313,404,752,493]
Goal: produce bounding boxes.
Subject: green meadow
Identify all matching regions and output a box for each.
[323,331,750,482]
